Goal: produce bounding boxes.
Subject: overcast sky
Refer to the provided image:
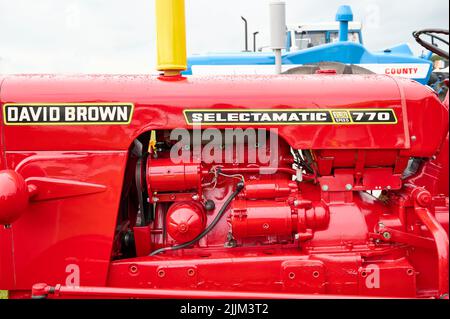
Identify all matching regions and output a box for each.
[0,0,448,74]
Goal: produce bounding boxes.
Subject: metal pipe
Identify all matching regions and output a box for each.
[32,283,393,299]
[336,5,353,42]
[339,22,349,42]
[155,0,187,76]
[253,31,259,52]
[241,16,249,52]
[274,49,282,74]
[269,1,286,74]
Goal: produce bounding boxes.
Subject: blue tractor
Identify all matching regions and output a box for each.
[184,4,448,88]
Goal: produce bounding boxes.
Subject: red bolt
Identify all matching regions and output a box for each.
[178,223,188,233]
[407,269,415,276]
[415,190,432,207]
[129,265,138,274]
[187,268,196,277]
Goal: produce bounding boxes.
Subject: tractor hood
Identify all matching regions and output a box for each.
[0,74,447,158]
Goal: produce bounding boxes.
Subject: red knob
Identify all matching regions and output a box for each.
[0,170,29,225]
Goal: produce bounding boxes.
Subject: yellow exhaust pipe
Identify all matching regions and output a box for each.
[155,0,187,76]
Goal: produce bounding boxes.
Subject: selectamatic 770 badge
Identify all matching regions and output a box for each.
[184,109,398,125]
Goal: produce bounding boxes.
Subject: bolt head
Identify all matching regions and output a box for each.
[187,268,196,277]
[418,193,432,206]
[345,184,353,191]
[178,223,188,233]
[129,265,138,274]
[322,185,329,192]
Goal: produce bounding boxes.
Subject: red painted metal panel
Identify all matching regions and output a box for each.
[1,151,128,290]
[0,74,447,299]
[0,74,446,156]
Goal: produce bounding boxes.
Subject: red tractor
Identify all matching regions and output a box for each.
[0,0,448,299]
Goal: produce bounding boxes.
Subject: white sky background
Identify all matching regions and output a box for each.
[0,0,448,74]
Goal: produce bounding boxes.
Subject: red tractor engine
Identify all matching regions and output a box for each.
[144,137,330,250]
[0,72,448,299]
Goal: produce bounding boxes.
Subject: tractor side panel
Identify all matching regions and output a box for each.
[0,151,128,289]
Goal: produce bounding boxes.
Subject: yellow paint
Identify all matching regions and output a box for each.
[149,130,157,152]
[155,0,187,75]
[0,290,8,299]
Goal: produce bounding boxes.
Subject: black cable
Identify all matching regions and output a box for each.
[295,149,313,174]
[150,181,245,256]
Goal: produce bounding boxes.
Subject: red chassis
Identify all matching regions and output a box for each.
[0,74,448,299]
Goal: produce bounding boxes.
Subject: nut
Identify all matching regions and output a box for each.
[187,268,196,277]
[382,231,392,240]
[129,265,138,274]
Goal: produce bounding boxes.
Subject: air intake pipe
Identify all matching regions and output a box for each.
[155,0,187,76]
[269,1,286,74]
[336,5,354,42]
